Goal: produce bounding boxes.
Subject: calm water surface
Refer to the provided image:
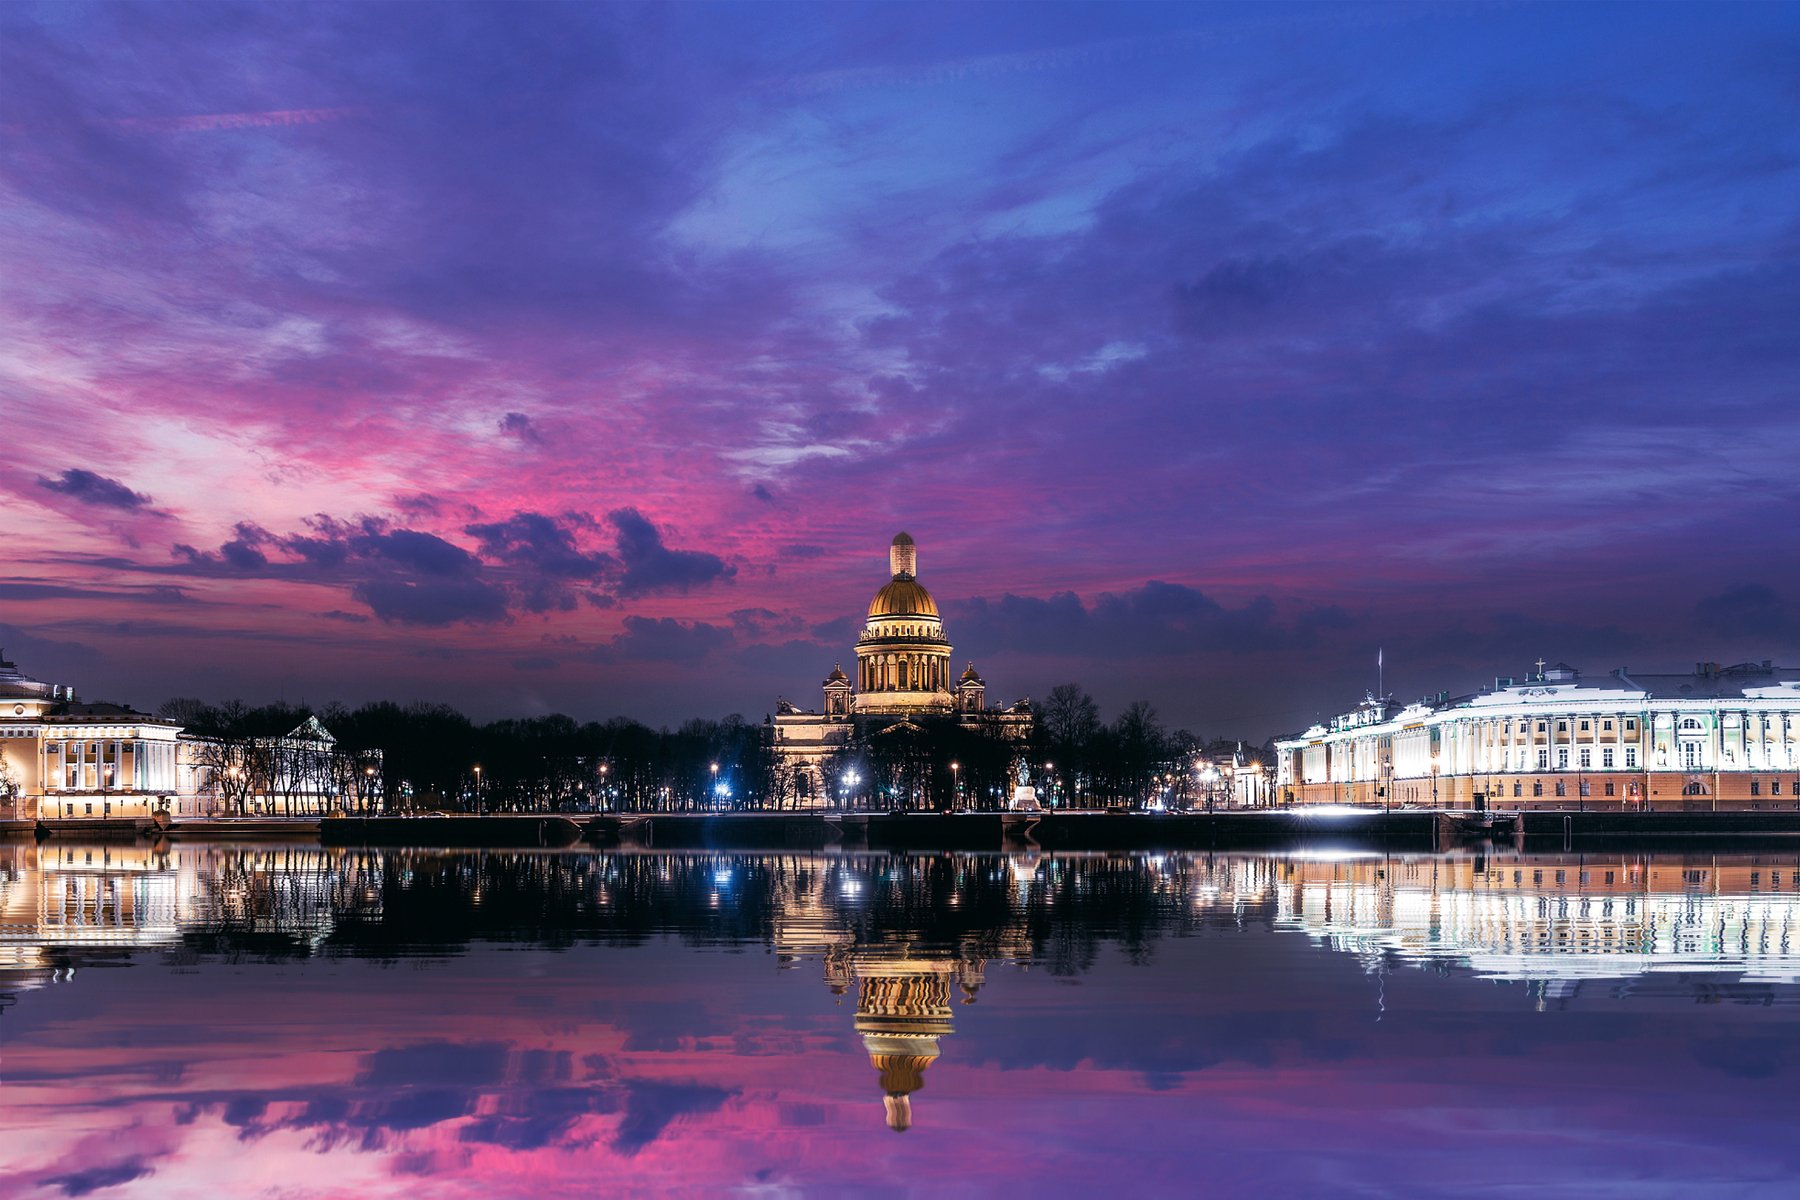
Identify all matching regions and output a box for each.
[4,841,1800,1198]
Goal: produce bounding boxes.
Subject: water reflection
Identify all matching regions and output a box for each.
[6,842,1800,1195]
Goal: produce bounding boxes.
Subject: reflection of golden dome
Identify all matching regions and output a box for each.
[867,578,939,620]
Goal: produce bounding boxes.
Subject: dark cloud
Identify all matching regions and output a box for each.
[466,512,617,612]
[36,467,151,510]
[38,1158,155,1197]
[173,517,509,626]
[460,1086,619,1151]
[0,582,187,604]
[513,655,558,671]
[609,508,735,596]
[590,616,734,664]
[950,582,1351,658]
[1695,585,1794,639]
[611,1082,733,1157]
[499,411,543,443]
[0,623,100,673]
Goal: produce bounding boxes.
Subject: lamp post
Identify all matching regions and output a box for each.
[1044,761,1054,809]
[472,764,482,816]
[1431,754,1440,809]
[949,761,960,812]
[598,762,609,812]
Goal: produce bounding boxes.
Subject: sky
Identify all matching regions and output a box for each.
[2,0,1798,738]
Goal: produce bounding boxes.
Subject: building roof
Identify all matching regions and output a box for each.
[868,577,939,620]
[1281,660,1800,744]
[0,651,57,701]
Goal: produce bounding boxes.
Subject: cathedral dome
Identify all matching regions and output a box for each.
[867,578,939,620]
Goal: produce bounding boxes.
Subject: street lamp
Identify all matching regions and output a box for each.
[710,762,720,811]
[950,761,960,812]
[1044,761,1054,809]
[1431,754,1440,809]
[473,764,482,816]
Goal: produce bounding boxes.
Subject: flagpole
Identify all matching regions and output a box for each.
[1378,647,1383,701]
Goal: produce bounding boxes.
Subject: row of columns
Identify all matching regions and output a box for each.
[859,652,951,693]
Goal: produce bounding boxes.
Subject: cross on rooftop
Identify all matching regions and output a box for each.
[1534,657,1547,676]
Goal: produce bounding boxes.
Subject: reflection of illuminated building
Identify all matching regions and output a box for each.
[830,952,985,1132]
[1174,853,1800,991]
[0,843,380,995]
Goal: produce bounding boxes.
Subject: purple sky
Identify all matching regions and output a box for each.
[2,1,1798,737]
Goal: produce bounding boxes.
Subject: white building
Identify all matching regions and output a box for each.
[1275,660,1800,810]
[0,651,182,822]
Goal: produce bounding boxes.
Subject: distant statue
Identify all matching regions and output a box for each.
[1009,761,1039,811]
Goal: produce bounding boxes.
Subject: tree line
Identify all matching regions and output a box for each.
[158,685,1264,814]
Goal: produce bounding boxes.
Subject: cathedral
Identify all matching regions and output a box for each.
[769,533,1031,808]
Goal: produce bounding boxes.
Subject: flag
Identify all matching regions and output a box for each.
[1377,647,1383,670]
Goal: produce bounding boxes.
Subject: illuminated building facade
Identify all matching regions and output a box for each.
[1275,660,1800,810]
[770,533,1031,807]
[0,651,182,822]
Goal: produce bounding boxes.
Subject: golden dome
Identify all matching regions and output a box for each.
[867,578,939,620]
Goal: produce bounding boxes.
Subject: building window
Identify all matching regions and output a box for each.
[1682,742,1702,770]
[1603,720,1613,731]
[1752,780,1762,796]
[1513,782,1523,797]
[1776,780,1786,796]
[1605,781,1615,796]
[1558,721,1568,734]
[1603,748,1614,768]
[1538,749,1549,770]
[1555,780,1567,797]
[1558,748,1569,770]
[1580,748,1592,769]
[1579,780,1591,797]
[1625,747,1638,768]
[1537,722,1548,733]
[1533,781,1544,796]
[1625,720,1637,733]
